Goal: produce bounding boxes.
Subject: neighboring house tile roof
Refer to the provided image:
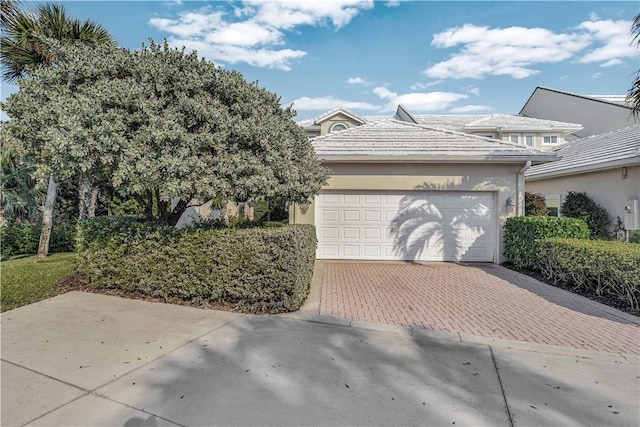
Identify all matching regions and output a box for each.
[312,119,558,164]
[462,114,583,132]
[299,107,582,134]
[585,95,630,106]
[411,115,487,131]
[526,124,640,179]
[520,87,634,112]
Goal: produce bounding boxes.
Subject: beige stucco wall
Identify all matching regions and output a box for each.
[291,162,528,263]
[526,165,640,230]
[467,131,567,150]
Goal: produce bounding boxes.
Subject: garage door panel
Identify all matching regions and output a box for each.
[321,227,339,239]
[316,191,495,262]
[343,245,360,257]
[364,210,381,222]
[343,227,360,239]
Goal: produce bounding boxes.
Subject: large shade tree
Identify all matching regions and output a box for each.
[4,41,328,226]
[0,1,115,255]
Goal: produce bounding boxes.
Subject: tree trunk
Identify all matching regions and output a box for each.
[88,184,99,217]
[37,175,57,258]
[78,177,91,220]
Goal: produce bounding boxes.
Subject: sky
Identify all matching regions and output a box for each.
[1,0,638,121]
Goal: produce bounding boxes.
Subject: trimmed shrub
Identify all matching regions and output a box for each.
[629,230,640,244]
[524,192,549,216]
[503,216,590,269]
[560,191,610,239]
[539,238,640,311]
[1,219,76,259]
[77,217,316,313]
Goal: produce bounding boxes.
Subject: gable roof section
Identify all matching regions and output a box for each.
[526,124,640,180]
[312,106,366,125]
[312,119,558,164]
[520,87,634,114]
[463,114,582,132]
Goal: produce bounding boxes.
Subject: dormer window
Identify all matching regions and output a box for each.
[542,134,559,145]
[331,123,348,133]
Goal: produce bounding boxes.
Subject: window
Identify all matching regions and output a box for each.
[546,195,560,217]
[478,133,495,139]
[509,134,520,144]
[542,135,559,145]
[330,123,348,133]
[525,134,534,147]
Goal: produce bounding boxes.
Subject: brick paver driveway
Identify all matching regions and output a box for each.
[320,262,640,355]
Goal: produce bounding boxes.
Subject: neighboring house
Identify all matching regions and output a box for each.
[291,115,557,263]
[525,125,640,232]
[300,105,582,150]
[520,87,638,140]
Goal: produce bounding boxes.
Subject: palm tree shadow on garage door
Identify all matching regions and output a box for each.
[389,179,508,262]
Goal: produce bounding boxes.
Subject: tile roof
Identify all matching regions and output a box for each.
[312,119,558,163]
[299,110,582,134]
[463,114,583,132]
[526,124,640,179]
[586,95,629,106]
[411,115,486,131]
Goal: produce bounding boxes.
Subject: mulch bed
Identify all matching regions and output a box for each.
[57,274,252,314]
[503,264,639,316]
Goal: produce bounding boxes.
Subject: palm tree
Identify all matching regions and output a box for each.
[628,13,640,118]
[0,143,45,226]
[1,1,115,256]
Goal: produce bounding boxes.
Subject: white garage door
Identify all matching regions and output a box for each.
[316,191,495,262]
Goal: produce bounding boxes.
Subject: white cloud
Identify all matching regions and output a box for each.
[589,12,600,21]
[149,11,225,38]
[291,96,379,111]
[449,105,493,113]
[347,76,372,85]
[560,75,569,80]
[577,19,636,65]
[600,58,623,67]
[247,0,374,29]
[410,81,442,90]
[592,72,603,79]
[423,18,636,80]
[424,24,592,79]
[173,39,306,70]
[373,86,467,112]
[150,1,372,70]
[204,21,283,47]
[467,86,480,96]
[386,1,401,7]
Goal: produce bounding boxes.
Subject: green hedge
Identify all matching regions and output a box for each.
[1,220,76,259]
[630,230,640,244]
[539,239,640,311]
[503,216,590,269]
[76,217,316,313]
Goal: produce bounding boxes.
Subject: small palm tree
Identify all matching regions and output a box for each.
[1,1,115,255]
[0,146,44,223]
[628,13,640,118]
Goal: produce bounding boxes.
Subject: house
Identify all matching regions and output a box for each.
[291,109,558,263]
[299,104,583,150]
[525,125,640,231]
[520,87,638,140]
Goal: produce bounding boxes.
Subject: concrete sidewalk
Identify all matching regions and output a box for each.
[2,291,639,427]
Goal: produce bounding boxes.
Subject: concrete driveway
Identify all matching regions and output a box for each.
[318,262,640,356]
[2,290,639,427]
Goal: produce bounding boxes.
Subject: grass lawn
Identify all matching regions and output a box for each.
[1,253,78,312]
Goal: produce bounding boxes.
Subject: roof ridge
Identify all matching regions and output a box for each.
[312,106,366,124]
[527,87,633,110]
[403,119,550,153]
